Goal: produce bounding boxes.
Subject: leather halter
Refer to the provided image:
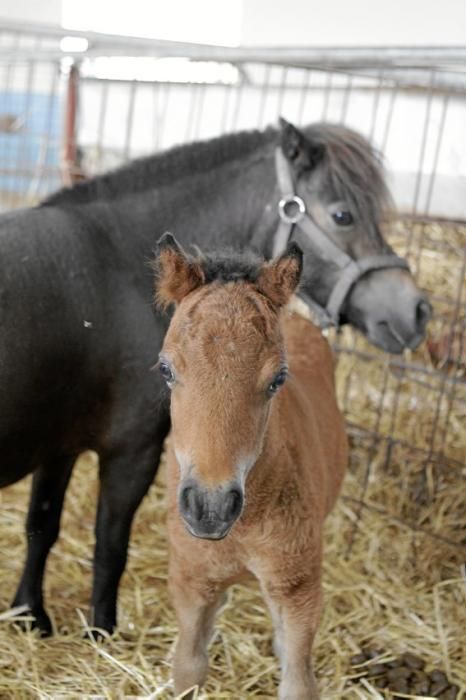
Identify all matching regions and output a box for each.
[272,148,410,329]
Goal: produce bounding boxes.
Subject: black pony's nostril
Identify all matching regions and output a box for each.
[416,299,432,329]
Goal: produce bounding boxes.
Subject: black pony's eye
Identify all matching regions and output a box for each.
[267,369,288,396]
[159,361,175,386]
[332,210,354,226]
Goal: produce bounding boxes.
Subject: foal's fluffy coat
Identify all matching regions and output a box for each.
[155,235,347,700]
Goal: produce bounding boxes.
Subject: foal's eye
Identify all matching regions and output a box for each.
[332,210,354,227]
[267,369,288,397]
[159,361,175,386]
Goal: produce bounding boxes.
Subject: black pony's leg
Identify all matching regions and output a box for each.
[12,455,76,636]
[90,433,168,634]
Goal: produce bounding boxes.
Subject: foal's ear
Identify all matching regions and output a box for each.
[279,117,324,172]
[154,232,205,308]
[257,242,303,307]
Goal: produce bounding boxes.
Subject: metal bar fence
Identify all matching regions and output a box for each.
[0,21,464,553]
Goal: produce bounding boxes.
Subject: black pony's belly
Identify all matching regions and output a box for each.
[0,442,37,487]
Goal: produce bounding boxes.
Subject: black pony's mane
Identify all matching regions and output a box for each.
[303,122,391,226]
[42,122,389,231]
[43,128,276,207]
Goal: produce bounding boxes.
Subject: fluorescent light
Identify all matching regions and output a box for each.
[60,36,89,53]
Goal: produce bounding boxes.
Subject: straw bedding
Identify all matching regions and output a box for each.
[0,219,464,699]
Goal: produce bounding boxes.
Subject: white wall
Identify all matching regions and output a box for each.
[0,0,60,24]
[238,0,466,218]
[240,0,466,46]
[74,74,466,220]
[0,0,465,218]
[4,0,464,48]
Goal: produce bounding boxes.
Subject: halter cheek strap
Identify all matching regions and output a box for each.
[273,148,410,329]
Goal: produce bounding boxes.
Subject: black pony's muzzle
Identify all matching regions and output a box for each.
[178,478,244,540]
[361,290,432,353]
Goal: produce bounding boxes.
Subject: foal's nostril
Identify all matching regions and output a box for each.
[415,299,432,330]
[180,486,202,521]
[221,488,243,521]
[179,482,243,532]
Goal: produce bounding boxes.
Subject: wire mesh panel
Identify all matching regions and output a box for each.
[0,21,464,552]
[0,27,65,209]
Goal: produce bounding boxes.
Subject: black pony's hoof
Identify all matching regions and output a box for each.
[83,626,112,643]
[10,604,53,637]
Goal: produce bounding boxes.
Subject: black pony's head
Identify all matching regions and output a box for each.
[278,118,431,353]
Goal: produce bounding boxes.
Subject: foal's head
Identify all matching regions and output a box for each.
[154,233,302,539]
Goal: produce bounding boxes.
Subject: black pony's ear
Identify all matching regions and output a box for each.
[153,232,205,308]
[257,241,303,307]
[279,117,324,172]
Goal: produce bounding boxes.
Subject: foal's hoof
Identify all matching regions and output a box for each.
[10,605,53,637]
[176,687,199,700]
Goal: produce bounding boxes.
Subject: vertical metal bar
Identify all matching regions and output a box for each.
[381,83,398,153]
[62,62,80,186]
[296,68,312,124]
[2,31,19,208]
[346,359,391,555]
[96,80,109,171]
[157,82,171,150]
[412,93,450,279]
[339,332,358,415]
[389,90,448,456]
[338,77,398,549]
[152,81,159,151]
[426,249,466,459]
[437,312,465,458]
[123,79,137,160]
[380,80,437,471]
[257,63,271,129]
[340,74,353,124]
[221,80,233,134]
[321,71,333,120]
[28,60,59,201]
[230,72,245,131]
[184,83,198,142]
[385,362,406,438]
[368,70,384,143]
[423,94,449,215]
[17,47,38,202]
[192,82,206,141]
[276,65,288,117]
[406,69,435,255]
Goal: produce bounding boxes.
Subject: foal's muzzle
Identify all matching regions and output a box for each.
[178,478,244,540]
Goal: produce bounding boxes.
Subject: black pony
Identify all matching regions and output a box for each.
[0,119,430,635]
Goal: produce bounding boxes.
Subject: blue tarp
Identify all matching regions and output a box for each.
[0,91,63,196]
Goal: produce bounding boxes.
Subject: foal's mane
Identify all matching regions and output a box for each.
[196,248,265,285]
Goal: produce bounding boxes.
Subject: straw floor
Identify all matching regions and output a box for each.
[0,218,465,699]
[0,449,464,699]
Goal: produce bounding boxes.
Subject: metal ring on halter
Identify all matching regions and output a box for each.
[278,195,306,224]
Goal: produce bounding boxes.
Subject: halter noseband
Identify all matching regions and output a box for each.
[273,148,410,329]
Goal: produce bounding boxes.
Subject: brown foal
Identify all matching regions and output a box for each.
[154,233,347,700]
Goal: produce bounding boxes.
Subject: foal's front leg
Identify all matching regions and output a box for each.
[170,565,225,696]
[261,562,322,700]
